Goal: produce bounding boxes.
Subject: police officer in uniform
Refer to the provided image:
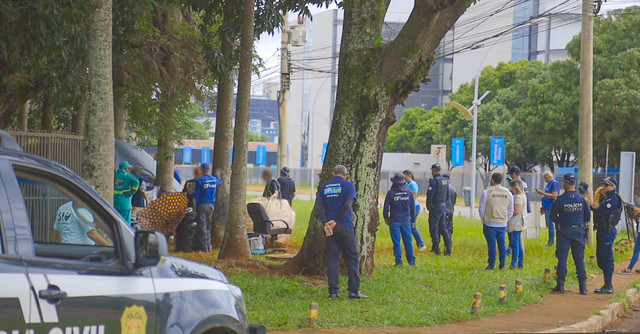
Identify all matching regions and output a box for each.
[426,164,452,255]
[593,177,623,294]
[549,174,590,294]
[316,165,368,299]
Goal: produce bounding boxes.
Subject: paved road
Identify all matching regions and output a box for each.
[605,302,640,333]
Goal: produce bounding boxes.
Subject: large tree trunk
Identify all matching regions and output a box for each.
[211,5,236,249]
[72,105,86,136]
[114,101,127,140]
[285,0,470,275]
[156,115,176,191]
[218,0,254,260]
[83,0,114,203]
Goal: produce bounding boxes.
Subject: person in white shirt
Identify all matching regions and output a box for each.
[507,180,527,269]
[479,173,514,270]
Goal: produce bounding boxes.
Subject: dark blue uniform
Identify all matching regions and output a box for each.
[383,185,416,266]
[550,190,590,287]
[595,191,623,289]
[426,174,452,255]
[316,176,359,295]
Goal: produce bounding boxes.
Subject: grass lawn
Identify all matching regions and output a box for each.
[177,199,634,331]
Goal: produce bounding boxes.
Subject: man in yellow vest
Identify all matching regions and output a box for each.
[114,161,140,225]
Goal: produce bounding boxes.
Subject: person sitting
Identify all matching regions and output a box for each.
[52,201,112,246]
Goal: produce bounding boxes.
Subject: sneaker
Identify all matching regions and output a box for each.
[418,246,427,251]
[545,243,554,247]
[329,293,340,299]
[394,263,402,267]
[348,291,369,299]
[618,268,633,275]
[594,286,614,294]
[485,265,495,270]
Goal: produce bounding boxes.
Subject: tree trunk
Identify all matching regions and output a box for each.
[41,93,54,132]
[285,0,470,275]
[218,0,254,260]
[20,100,29,131]
[83,0,114,203]
[211,5,236,249]
[114,101,127,140]
[156,118,176,192]
[72,105,86,136]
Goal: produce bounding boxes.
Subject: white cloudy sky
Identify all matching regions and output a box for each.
[252,0,637,94]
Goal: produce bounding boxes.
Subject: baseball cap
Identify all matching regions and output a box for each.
[577,182,589,193]
[119,161,132,169]
[603,177,618,187]
[390,172,406,184]
[200,162,210,170]
[563,173,576,185]
[507,166,522,175]
[431,163,441,171]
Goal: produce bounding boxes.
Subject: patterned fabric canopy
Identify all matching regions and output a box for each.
[138,192,188,236]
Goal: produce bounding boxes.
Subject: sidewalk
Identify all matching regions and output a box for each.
[273,262,639,333]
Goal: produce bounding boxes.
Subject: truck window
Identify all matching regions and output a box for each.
[13,167,117,262]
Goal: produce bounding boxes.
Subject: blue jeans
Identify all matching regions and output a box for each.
[508,231,524,268]
[390,221,415,265]
[483,225,507,269]
[628,230,640,270]
[544,209,555,245]
[411,203,425,248]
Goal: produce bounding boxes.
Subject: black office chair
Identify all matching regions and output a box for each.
[246,202,292,250]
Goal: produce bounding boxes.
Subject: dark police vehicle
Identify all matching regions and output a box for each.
[0,133,262,334]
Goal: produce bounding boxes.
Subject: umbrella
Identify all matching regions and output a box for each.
[137,192,188,236]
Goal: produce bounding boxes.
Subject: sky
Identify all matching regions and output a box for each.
[252,0,638,94]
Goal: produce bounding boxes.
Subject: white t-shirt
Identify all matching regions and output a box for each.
[507,194,527,232]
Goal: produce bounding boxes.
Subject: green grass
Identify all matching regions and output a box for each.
[182,198,634,331]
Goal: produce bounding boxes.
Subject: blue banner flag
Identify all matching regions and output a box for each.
[490,137,505,166]
[182,147,193,164]
[201,147,211,164]
[256,145,267,165]
[322,143,328,163]
[451,138,465,166]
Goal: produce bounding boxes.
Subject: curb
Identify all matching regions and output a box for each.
[541,285,640,333]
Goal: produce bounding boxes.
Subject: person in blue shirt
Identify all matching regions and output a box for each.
[383,173,416,266]
[52,201,112,246]
[194,163,221,252]
[537,171,560,247]
[549,174,590,295]
[426,164,452,256]
[316,165,368,299]
[593,177,623,294]
[403,170,427,251]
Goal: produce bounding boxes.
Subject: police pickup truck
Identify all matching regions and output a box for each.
[0,136,263,334]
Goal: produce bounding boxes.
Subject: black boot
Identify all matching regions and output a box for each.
[594,283,614,294]
[552,280,565,293]
[579,280,588,295]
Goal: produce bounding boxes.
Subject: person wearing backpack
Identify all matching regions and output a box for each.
[593,177,623,294]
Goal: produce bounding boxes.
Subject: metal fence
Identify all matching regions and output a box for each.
[9,131,84,174]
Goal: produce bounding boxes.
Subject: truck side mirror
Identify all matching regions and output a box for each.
[135,231,168,268]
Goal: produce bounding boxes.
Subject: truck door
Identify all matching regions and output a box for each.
[7,163,158,334]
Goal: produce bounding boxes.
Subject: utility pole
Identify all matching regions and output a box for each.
[578,0,594,247]
[278,12,290,170]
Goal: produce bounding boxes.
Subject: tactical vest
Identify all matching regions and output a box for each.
[434,175,449,204]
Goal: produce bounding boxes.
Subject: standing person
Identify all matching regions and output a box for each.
[277,167,296,206]
[383,173,416,266]
[593,177,623,294]
[426,164,452,255]
[316,165,368,299]
[183,166,202,209]
[549,174,590,294]
[537,171,560,247]
[508,166,531,214]
[114,161,140,225]
[479,173,514,270]
[194,163,221,252]
[577,182,593,206]
[443,174,457,236]
[507,180,527,269]
[261,169,281,198]
[131,167,149,217]
[403,170,427,251]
